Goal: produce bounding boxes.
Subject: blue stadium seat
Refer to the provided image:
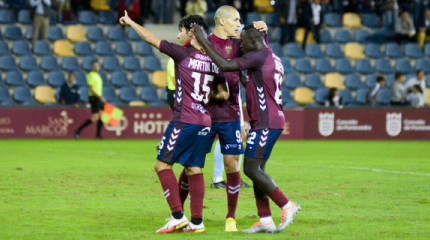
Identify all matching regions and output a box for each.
[99,11,116,25]
[315,58,334,73]
[107,27,126,41]
[281,87,296,107]
[375,58,393,74]
[102,56,121,72]
[245,12,262,25]
[205,12,215,27]
[0,87,14,106]
[355,59,374,74]
[24,26,33,40]
[281,57,294,73]
[385,74,395,87]
[326,43,344,58]
[20,55,39,72]
[320,29,333,43]
[13,86,33,103]
[78,10,97,25]
[9,0,29,10]
[161,87,168,101]
[21,99,39,106]
[284,73,303,89]
[47,26,65,41]
[339,89,354,105]
[74,70,87,87]
[314,87,329,105]
[33,40,52,56]
[334,29,352,43]
[270,42,284,57]
[369,30,390,43]
[295,58,313,73]
[143,56,162,72]
[132,71,150,86]
[0,41,10,56]
[41,56,60,72]
[48,71,66,87]
[86,27,106,42]
[344,74,363,90]
[415,58,430,73]
[0,56,17,71]
[74,41,94,56]
[136,41,154,56]
[426,75,430,88]
[62,57,80,72]
[305,44,323,58]
[6,71,25,86]
[362,13,381,28]
[103,86,120,103]
[18,9,31,24]
[0,9,15,24]
[82,56,98,71]
[377,88,391,105]
[356,88,369,105]
[27,71,46,87]
[5,26,23,40]
[95,41,114,56]
[12,40,31,56]
[404,43,423,58]
[285,43,304,58]
[120,87,139,103]
[335,59,354,74]
[365,74,377,88]
[141,86,160,103]
[99,71,110,87]
[78,87,89,102]
[395,59,413,74]
[115,41,134,56]
[305,74,323,89]
[266,12,279,27]
[111,70,130,87]
[385,43,402,58]
[424,43,430,57]
[127,28,141,41]
[324,13,342,27]
[364,43,383,58]
[123,56,142,72]
[355,29,370,43]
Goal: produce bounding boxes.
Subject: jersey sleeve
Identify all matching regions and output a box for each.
[159,40,189,63]
[234,51,266,71]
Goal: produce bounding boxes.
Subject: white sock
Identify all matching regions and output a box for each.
[260,216,273,224]
[282,201,292,209]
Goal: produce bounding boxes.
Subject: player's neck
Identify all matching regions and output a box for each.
[213,27,230,40]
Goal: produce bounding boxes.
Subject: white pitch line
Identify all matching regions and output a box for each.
[329,166,430,177]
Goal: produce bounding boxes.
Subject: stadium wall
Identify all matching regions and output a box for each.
[0,108,429,139]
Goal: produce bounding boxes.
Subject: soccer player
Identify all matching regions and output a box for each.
[177,5,267,232]
[192,24,301,233]
[120,12,220,233]
[74,61,105,139]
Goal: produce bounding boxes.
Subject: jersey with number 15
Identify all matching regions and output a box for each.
[234,48,285,130]
[159,40,222,127]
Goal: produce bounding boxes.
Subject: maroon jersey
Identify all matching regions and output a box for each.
[234,48,285,130]
[207,34,242,122]
[159,40,220,127]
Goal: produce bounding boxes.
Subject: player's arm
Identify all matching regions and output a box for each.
[211,83,229,100]
[119,11,161,49]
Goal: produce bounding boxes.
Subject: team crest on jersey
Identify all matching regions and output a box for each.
[318,112,334,137]
[225,46,232,54]
[386,112,402,137]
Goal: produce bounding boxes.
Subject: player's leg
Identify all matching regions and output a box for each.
[212,140,226,189]
[74,97,100,139]
[96,109,104,139]
[178,168,189,208]
[182,166,205,233]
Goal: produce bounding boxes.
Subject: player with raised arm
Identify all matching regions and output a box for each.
[192,24,301,233]
[120,12,220,233]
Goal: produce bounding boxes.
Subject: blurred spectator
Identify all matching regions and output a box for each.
[118,0,142,24]
[71,0,90,15]
[139,0,154,24]
[406,84,425,108]
[405,70,426,93]
[59,72,80,107]
[54,0,71,22]
[276,0,299,46]
[325,87,343,107]
[369,75,386,106]
[395,10,416,42]
[185,0,208,17]
[154,0,173,23]
[379,0,397,32]
[391,72,407,105]
[418,8,430,47]
[302,0,322,49]
[321,0,333,13]
[29,0,51,44]
[7,0,28,16]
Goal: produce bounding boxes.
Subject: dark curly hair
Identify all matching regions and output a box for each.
[178,15,209,33]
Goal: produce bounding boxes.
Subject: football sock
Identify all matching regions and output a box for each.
[96,120,103,137]
[256,197,272,218]
[76,119,92,133]
[213,140,224,182]
[282,200,292,209]
[226,171,241,219]
[191,217,203,225]
[157,169,183,213]
[260,216,273,224]
[172,211,184,220]
[188,173,204,219]
[178,169,189,207]
[268,187,289,209]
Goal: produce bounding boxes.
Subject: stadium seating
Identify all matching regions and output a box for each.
[13,86,33,103]
[281,57,294,73]
[103,56,121,72]
[129,101,146,106]
[324,73,345,89]
[404,43,423,58]
[345,42,365,59]
[425,89,430,106]
[395,59,414,74]
[362,13,381,28]
[20,55,39,72]
[53,40,74,57]
[120,87,139,103]
[365,74,377,88]
[115,41,134,56]
[335,59,354,74]
[246,12,262,25]
[66,26,87,42]
[47,26,65,41]
[27,71,46,87]
[385,74,395,87]
[305,74,324,89]
[344,74,363,90]
[91,0,110,11]
[320,29,333,43]
[356,88,369,105]
[107,27,126,41]
[5,26,24,40]
[0,87,14,106]
[127,28,141,41]
[136,41,154,56]
[424,43,430,57]
[315,58,333,74]
[293,87,315,105]
[0,9,15,24]
[152,71,168,88]
[123,56,142,72]
[78,11,97,25]
[0,56,17,71]
[355,29,370,43]
[364,43,383,58]
[385,43,402,58]
[295,58,313,73]
[416,58,430,73]
[132,71,150,86]
[74,41,94,56]
[62,57,81,72]
[12,40,31,56]
[285,43,304,58]
[355,59,374,74]
[375,58,394,74]
[335,29,352,43]
[339,89,354,105]
[86,27,106,42]
[18,9,31,24]
[305,44,323,58]
[103,86,122,105]
[324,13,342,27]
[284,73,303,89]
[48,71,66,87]
[33,40,52,56]
[377,88,391,105]
[0,41,11,55]
[270,42,284,57]
[111,70,130,87]
[325,43,344,58]
[95,41,114,56]
[99,11,116,25]
[74,71,87,87]
[78,87,89,102]
[140,86,160,103]
[41,56,60,72]
[6,71,25,86]
[34,86,56,104]
[342,13,362,29]
[143,56,162,72]
[295,28,315,44]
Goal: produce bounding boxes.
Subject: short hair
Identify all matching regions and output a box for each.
[91,60,98,65]
[416,69,424,75]
[413,84,423,93]
[395,72,404,79]
[214,5,237,25]
[242,24,265,40]
[178,15,209,33]
[68,72,75,78]
[376,76,385,83]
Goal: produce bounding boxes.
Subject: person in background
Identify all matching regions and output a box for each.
[391,72,407,106]
[276,0,299,46]
[29,0,51,45]
[302,0,321,49]
[369,76,386,106]
[54,0,71,21]
[417,8,430,47]
[395,10,416,43]
[185,0,207,17]
[325,87,342,108]
[405,70,426,93]
[407,84,425,108]
[118,0,142,24]
[59,72,80,107]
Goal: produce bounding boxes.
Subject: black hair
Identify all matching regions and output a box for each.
[416,69,424,75]
[242,24,265,40]
[395,72,404,80]
[91,60,98,65]
[376,75,385,83]
[178,15,209,33]
[413,84,423,93]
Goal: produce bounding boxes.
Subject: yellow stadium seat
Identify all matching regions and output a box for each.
[66,26,87,42]
[129,101,146,106]
[324,73,346,89]
[425,88,430,106]
[152,71,167,88]
[91,0,110,11]
[295,27,315,44]
[344,42,365,59]
[35,86,56,103]
[343,13,362,29]
[293,87,315,105]
[53,40,74,57]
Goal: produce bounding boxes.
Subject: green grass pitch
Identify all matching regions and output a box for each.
[0,139,429,239]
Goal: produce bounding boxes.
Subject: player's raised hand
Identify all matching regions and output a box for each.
[190,23,207,42]
[253,21,268,33]
[119,11,132,26]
